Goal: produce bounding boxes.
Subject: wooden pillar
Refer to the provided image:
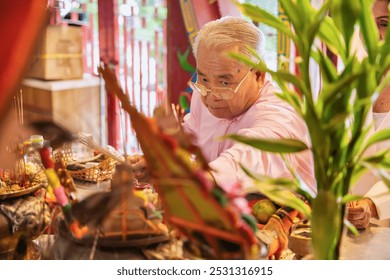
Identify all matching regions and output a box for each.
[166,0,193,105]
[166,0,220,105]
[97,0,121,149]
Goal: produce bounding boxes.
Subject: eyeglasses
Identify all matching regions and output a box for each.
[187,69,253,100]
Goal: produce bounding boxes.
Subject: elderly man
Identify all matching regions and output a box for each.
[180,16,316,259]
[182,16,316,194]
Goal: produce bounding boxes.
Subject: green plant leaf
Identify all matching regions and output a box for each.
[313,49,338,83]
[351,163,368,186]
[380,13,390,65]
[329,0,361,54]
[358,0,379,62]
[235,2,295,40]
[228,51,267,71]
[271,71,307,97]
[363,128,390,152]
[305,0,331,54]
[279,0,304,33]
[240,164,311,218]
[275,90,303,116]
[375,169,390,189]
[350,127,370,164]
[239,163,298,187]
[341,194,364,204]
[321,72,362,109]
[375,72,390,95]
[361,151,390,168]
[344,219,360,236]
[354,0,379,61]
[223,134,309,153]
[360,159,390,188]
[356,62,378,100]
[238,163,313,202]
[322,112,350,131]
[318,16,346,59]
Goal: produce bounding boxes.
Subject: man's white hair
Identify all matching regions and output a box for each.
[192,16,265,62]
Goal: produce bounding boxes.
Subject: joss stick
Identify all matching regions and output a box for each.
[171,103,179,123]
[19,89,24,125]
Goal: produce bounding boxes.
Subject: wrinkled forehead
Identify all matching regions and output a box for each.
[196,43,247,73]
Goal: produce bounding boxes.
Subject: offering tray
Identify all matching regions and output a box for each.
[1,162,48,200]
[51,219,170,260]
[0,183,44,200]
[57,219,170,248]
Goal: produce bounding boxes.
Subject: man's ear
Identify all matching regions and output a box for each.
[255,71,266,85]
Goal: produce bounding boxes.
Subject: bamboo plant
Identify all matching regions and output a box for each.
[226,0,390,259]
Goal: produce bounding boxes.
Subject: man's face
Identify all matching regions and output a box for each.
[373,0,389,40]
[195,44,263,119]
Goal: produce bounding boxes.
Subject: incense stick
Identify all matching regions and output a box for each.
[19,89,24,125]
[77,133,124,163]
[171,103,179,123]
[13,90,24,125]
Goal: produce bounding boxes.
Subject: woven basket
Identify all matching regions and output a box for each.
[53,145,117,183]
[52,144,74,166]
[67,158,117,183]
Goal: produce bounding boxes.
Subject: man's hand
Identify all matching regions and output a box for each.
[127,155,150,183]
[347,198,378,229]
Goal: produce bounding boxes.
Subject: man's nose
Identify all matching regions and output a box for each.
[207,91,223,101]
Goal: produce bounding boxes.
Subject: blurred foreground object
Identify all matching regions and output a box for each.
[0,0,48,116]
[0,0,49,167]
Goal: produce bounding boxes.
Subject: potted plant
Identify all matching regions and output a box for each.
[226,0,390,259]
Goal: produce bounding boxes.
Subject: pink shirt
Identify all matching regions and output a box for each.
[182,78,317,194]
